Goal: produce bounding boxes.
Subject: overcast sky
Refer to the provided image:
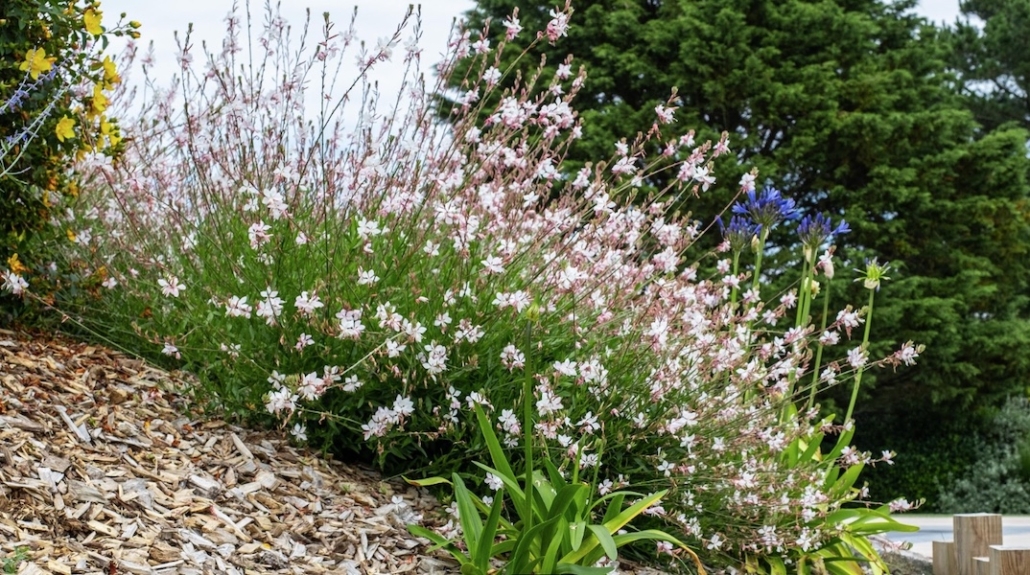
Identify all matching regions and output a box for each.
[97,0,966,125]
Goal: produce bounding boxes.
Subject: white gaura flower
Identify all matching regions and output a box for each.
[1,270,29,295]
[484,473,503,491]
[846,346,867,370]
[248,221,271,249]
[294,291,324,316]
[225,295,253,318]
[158,276,184,297]
[357,268,379,285]
[161,343,180,358]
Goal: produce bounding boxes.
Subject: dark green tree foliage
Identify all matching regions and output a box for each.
[945,0,1030,132]
[461,0,1030,500]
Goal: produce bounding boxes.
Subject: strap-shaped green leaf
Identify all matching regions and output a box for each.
[473,404,531,522]
[406,525,471,567]
[453,473,483,556]
[474,492,505,570]
[585,524,617,560]
[599,492,626,524]
[403,475,452,488]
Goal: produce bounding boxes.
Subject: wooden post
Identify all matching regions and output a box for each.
[974,556,990,575]
[988,545,1030,575]
[934,541,957,575]
[955,514,1003,575]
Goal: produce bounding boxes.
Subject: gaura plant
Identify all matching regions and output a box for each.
[27,2,928,572]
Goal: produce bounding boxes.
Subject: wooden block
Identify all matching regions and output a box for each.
[934,541,957,575]
[988,545,1030,575]
[955,514,1003,575]
[974,556,990,575]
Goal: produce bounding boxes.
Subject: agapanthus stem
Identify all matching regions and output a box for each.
[751,230,768,292]
[795,256,813,329]
[844,289,876,422]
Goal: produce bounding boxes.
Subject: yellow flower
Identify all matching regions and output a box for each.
[101,55,120,87]
[84,7,103,36]
[100,117,121,148]
[66,229,77,243]
[6,254,28,275]
[20,48,56,80]
[91,83,109,115]
[55,116,76,142]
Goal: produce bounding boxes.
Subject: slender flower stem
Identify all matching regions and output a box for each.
[751,230,767,292]
[807,282,832,411]
[844,289,876,422]
[522,319,535,532]
[730,250,741,306]
[795,255,813,329]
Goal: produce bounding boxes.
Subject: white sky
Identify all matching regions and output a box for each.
[97,0,964,125]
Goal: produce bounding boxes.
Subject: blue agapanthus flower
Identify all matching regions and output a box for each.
[718,215,761,254]
[731,187,800,231]
[797,213,850,252]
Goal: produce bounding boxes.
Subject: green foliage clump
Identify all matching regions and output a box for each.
[2,547,30,575]
[936,397,1030,513]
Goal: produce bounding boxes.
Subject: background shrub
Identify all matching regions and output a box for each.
[0,0,136,321]
[854,405,988,509]
[935,397,1030,513]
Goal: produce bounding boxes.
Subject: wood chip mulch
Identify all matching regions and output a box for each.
[0,328,462,575]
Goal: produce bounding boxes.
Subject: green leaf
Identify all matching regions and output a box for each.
[602,490,667,534]
[474,491,505,570]
[541,516,568,573]
[452,473,483,556]
[472,462,526,509]
[406,525,470,566]
[509,517,560,574]
[830,463,864,496]
[799,432,825,463]
[474,404,516,480]
[543,458,567,489]
[547,484,587,522]
[472,406,531,521]
[600,492,626,525]
[568,520,587,553]
[554,564,619,574]
[560,491,666,565]
[825,425,856,462]
[766,556,787,575]
[586,524,617,560]
[403,476,452,488]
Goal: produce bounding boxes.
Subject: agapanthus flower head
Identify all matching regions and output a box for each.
[797,213,849,251]
[717,215,761,254]
[797,213,849,262]
[731,187,799,231]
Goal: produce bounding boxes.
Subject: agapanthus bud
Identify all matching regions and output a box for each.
[856,258,890,291]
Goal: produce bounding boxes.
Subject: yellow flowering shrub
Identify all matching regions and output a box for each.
[0,0,139,295]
